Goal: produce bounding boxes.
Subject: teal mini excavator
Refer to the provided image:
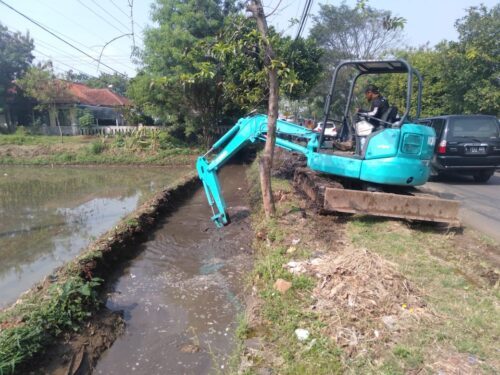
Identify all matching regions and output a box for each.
[196,59,459,228]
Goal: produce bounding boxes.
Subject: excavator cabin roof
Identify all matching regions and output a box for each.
[339,59,411,75]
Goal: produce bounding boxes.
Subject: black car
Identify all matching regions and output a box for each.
[418,115,500,182]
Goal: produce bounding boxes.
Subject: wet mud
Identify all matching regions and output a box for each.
[94,164,252,374]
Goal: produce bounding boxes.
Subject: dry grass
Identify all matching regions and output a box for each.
[347,218,499,374]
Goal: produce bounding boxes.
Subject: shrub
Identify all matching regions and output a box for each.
[88,140,107,155]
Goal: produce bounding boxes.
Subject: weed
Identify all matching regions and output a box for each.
[0,276,102,374]
[88,140,107,155]
[125,218,139,227]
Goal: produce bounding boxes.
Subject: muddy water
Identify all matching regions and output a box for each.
[95,164,252,374]
[0,166,187,308]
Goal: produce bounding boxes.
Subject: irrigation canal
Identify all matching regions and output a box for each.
[94,164,252,374]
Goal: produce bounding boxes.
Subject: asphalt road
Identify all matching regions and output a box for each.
[424,171,500,242]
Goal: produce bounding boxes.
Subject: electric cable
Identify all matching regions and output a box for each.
[0,0,127,77]
[76,0,130,36]
[294,0,313,41]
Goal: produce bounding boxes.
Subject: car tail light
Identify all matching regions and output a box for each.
[437,140,447,154]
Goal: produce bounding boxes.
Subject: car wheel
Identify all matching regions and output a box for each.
[429,166,441,181]
[473,170,494,183]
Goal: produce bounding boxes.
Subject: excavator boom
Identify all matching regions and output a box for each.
[196,115,319,227]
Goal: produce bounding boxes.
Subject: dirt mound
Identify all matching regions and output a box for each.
[25,309,124,375]
[285,246,428,353]
[272,150,306,179]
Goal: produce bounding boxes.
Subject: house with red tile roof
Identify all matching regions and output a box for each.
[2,81,132,130]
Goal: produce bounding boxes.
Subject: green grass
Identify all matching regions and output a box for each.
[0,276,102,374]
[0,132,87,146]
[0,147,197,165]
[0,130,200,165]
[236,160,342,374]
[347,218,499,373]
[245,211,342,375]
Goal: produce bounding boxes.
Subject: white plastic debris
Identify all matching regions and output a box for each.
[284,261,307,275]
[294,328,310,341]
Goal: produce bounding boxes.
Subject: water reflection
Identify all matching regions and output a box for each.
[0,166,186,308]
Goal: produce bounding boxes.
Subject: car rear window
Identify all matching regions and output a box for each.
[448,117,499,138]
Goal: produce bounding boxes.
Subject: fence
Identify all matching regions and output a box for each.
[38,125,234,137]
[39,125,162,136]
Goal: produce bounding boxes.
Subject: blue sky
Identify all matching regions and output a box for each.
[0,0,496,78]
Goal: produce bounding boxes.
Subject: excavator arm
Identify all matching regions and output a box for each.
[196,114,319,227]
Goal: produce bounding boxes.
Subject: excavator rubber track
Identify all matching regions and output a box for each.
[293,168,461,227]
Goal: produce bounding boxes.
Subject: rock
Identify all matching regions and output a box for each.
[256,231,266,240]
[179,343,200,353]
[294,328,310,341]
[291,238,301,245]
[381,315,398,331]
[309,258,322,266]
[273,279,292,294]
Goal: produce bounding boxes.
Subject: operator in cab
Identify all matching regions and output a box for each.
[355,84,390,151]
[357,84,389,128]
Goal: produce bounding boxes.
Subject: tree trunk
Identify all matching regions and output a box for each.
[248,0,279,219]
[52,106,63,143]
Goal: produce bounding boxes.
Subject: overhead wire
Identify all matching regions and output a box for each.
[0,0,127,76]
[294,0,313,41]
[76,0,130,36]
[3,23,111,77]
[108,0,147,32]
[3,26,100,76]
[34,39,116,75]
[89,0,140,39]
[37,0,135,57]
[33,49,99,77]
[10,17,136,74]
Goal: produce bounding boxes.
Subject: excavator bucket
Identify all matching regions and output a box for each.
[294,168,460,226]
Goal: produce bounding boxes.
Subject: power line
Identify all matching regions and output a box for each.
[89,0,137,37]
[77,0,130,36]
[4,28,97,76]
[0,0,127,77]
[34,49,99,77]
[108,0,147,32]
[29,30,135,74]
[35,41,116,75]
[108,0,130,18]
[4,21,136,80]
[295,0,313,41]
[29,20,136,72]
[37,0,135,57]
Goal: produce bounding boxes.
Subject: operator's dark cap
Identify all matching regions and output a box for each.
[365,84,379,94]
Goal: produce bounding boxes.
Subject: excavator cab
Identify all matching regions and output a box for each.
[318,59,423,150]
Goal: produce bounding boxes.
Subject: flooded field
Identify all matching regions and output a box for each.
[95,164,252,374]
[0,165,187,308]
